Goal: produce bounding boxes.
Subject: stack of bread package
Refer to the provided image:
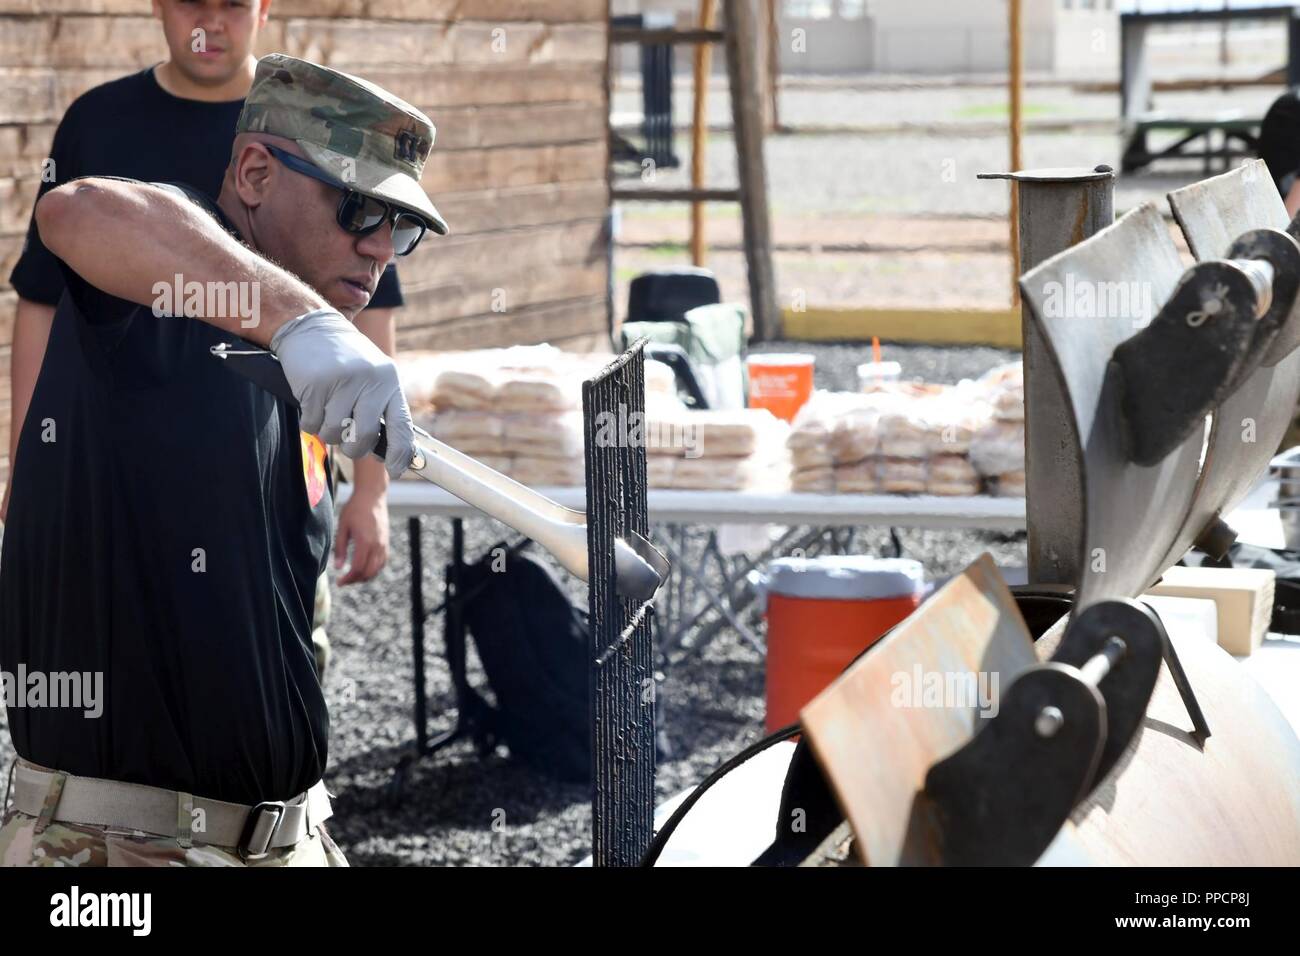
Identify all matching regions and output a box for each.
[787,362,1024,497]
[967,362,1025,496]
[397,346,788,491]
[645,405,789,491]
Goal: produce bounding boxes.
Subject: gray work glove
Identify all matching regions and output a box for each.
[270,308,415,479]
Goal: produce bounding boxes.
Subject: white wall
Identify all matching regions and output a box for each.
[870,0,1059,74]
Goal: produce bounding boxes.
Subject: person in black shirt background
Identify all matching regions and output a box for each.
[1260,88,1300,218]
[3,1,398,678]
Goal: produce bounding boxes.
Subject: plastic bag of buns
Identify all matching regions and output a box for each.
[501,412,584,459]
[791,465,835,493]
[834,459,879,494]
[878,457,928,494]
[510,455,585,487]
[927,454,981,496]
[995,469,1026,497]
[969,419,1025,477]
[426,410,507,455]
[433,367,498,410]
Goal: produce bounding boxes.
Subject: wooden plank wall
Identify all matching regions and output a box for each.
[0,0,612,488]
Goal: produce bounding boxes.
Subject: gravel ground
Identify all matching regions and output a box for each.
[0,341,1025,867]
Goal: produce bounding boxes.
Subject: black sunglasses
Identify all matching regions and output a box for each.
[265,145,428,256]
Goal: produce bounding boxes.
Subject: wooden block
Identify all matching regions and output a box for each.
[1146,566,1275,656]
[800,554,1037,866]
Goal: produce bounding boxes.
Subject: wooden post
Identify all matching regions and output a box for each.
[1008,0,1023,307]
[725,0,779,341]
[691,0,716,267]
[765,0,781,133]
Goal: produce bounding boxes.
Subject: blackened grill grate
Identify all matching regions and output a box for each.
[582,338,656,867]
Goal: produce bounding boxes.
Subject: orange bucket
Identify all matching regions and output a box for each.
[747,353,815,422]
[760,557,926,733]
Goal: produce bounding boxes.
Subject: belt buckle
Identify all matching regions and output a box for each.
[238,801,286,861]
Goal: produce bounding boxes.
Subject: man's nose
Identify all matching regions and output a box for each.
[356,220,396,266]
[197,0,226,31]
[194,13,219,34]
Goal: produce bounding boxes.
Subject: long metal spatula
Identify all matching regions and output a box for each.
[212,343,669,602]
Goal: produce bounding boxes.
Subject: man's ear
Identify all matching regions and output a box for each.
[258,0,273,27]
[234,142,273,209]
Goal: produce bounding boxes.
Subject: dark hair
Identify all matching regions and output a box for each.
[1259,88,1300,195]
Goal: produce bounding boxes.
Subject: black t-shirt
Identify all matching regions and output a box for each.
[0,182,333,805]
[9,65,402,310]
[1260,89,1300,197]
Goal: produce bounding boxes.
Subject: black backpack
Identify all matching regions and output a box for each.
[458,549,591,783]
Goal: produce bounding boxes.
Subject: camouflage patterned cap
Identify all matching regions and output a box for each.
[237,53,448,235]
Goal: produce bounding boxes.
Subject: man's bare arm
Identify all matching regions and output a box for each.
[34,177,417,476]
[34,177,325,346]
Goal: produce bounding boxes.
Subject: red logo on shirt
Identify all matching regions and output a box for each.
[300,432,327,508]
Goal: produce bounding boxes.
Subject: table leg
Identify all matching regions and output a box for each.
[409,515,428,753]
[389,516,468,801]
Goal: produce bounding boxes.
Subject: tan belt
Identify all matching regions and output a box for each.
[7,760,332,859]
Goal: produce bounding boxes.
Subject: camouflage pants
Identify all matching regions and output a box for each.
[0,811,348,866]
[0,763,348,867]
[312,570,331,681]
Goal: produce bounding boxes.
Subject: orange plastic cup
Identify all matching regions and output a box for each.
[747,353,815,422]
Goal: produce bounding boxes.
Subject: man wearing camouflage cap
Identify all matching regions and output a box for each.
[0,55,445,867]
